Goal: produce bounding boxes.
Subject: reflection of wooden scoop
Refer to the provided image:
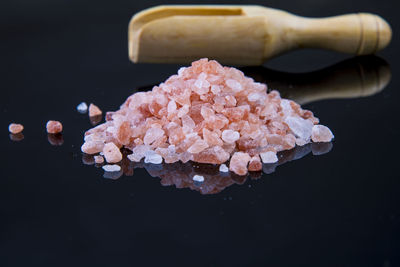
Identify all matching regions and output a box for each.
[128,5,391,65]
[136,56,391,106]
[241,56,391,105]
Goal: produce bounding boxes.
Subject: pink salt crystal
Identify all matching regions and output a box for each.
[187,139,209,154]
[181,115,195,132]
[177,105,189,118]
[155,145,179,163]
[224,95,237,107]
[116,121,132,145]
[94,155,104,164]
[210,85,221,94]
[179,151,193,163]
[248,156,262,172]
[193,146,229,164]
[311,125,334,142]
[46,120,63,134]
[89,103,102,117]
[229,152,251,176]
[203,128,223,147]
[8,123,24,134]
[103,142,122,163]
[143,127,165,145]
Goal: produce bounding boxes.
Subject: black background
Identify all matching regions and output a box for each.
[1,0,399,266]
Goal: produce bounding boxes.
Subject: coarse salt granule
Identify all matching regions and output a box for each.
[77,102,88,113]
[8,123,24,134]
[89,103,102,117]
[46,120,63,134]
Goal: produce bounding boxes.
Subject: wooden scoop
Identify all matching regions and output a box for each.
[128,5,392,66]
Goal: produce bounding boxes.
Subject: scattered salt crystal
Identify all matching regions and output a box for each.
[260,151,278,164]
[221,130,240,143]
[144,150,163,164]
[46,120,63,134]
[94,155,104,164]
[89,103,102,117]
[219,164,229,173]
[102,164,121,172]
[311,125,334,142]
[103,142,122,163]
[192,175,204,182]
[77,102,88,113]
[8,123,24,134]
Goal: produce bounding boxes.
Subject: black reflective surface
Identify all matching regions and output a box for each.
[1,0,399,266]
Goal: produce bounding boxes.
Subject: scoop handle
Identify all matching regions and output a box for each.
[295,13,392,55]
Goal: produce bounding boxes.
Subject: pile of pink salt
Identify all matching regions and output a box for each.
[81,58,333,176]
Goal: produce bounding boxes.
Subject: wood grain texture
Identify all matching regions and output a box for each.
[128,5,392,66]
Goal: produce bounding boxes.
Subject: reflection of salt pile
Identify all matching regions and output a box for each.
[81,59,333,175]
[82,143,332,194]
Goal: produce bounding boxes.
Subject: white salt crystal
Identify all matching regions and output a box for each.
[194,79,203,89]
[127,145,151,162]
[221,130,240,143]
[260,151,278,163]
[211,85,221,94]
[280,99,293,114]
[193,175,204,182]
[296,138,308,146]
[144,150,163,164]
[311,125,334,142]
[285,116,313,140]
[219,164,229,173]
[198,72,207,80]
[77,102,88,113]
[102,164,121,172]
[247,93,261,102]
[167,100,177,115]
[226,79,243,92]
[178,67,186,76]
